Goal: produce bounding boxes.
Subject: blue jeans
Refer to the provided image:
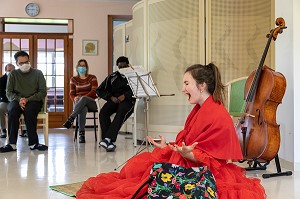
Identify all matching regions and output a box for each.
[70,96,97,131]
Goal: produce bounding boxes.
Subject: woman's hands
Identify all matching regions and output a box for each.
[74,96,81,103]
[169,142,198,162]
[147,135,167,149]
[147,135,198,162]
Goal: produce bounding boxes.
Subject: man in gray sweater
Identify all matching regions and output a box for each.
[0,51,47,153]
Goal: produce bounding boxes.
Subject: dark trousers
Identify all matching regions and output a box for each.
[7,101,42,146]
[100,100,135,142]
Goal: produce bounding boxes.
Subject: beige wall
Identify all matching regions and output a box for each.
[0,0,138,82]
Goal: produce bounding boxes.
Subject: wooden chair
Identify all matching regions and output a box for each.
[225,77,247,118]
[96,98,138,147]
[19,98,48,146]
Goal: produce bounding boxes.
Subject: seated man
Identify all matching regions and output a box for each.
[0,63,15,138]
[97,56,136,152]
[0,51,47,153]
[0,63,28,139]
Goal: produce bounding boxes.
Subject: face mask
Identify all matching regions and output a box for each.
[19,63,31,72]
[77,67,87,74]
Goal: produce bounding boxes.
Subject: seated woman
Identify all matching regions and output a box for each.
[76,63,266,198]
[63,59,98,143]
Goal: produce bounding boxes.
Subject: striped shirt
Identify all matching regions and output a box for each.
[69,74,98,102]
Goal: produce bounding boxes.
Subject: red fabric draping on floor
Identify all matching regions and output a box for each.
[76,96,266,199]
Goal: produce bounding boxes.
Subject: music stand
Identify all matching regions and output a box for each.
[120,65,160,98]
[114,66,160,170]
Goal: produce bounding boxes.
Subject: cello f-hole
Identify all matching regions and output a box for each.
[256,109,263,125]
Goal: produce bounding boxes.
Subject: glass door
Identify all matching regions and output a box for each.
[37,37,65,113]
[0,34,72,128]
[0,35,33,74]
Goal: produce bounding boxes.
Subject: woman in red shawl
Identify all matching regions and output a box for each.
[77,63,266,199]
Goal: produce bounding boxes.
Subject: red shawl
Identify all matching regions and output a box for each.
[169,96,243,165]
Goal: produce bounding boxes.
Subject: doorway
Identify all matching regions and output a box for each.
[108,15,132,74]
[0,33,73,128]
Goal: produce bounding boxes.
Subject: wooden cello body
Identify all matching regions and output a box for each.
[236,18,287,162]
[238,66,286,161]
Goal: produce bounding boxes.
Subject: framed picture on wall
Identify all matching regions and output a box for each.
[82,40,98,55]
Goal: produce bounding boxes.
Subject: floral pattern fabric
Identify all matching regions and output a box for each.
[147,162,218,199]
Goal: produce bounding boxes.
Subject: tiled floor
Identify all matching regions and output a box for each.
[0,128,298,199]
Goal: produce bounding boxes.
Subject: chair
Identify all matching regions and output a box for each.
[95,98,138,147]
[19,98,49,146]
[73,110,98,142]
[225,77,247,118]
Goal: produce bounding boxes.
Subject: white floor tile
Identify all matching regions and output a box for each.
[0,128,298,198]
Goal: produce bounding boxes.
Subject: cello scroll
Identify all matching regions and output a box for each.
[267,17,287,41]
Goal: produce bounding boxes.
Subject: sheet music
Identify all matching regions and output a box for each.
[119,65,159,98]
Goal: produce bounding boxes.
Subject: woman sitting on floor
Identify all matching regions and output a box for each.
[76,63,266,199]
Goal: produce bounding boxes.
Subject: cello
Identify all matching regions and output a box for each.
[236,17,287,163]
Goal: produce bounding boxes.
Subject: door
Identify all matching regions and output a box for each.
[0,33,73,128]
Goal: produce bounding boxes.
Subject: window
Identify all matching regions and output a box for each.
[1,18,72,33]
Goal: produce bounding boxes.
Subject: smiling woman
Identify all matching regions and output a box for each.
[76,63,266,199]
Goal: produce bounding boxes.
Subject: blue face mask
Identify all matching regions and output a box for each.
[77,67,87,74]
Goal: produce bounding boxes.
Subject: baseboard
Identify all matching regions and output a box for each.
[279,157,294,171]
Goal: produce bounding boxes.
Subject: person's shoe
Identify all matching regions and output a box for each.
[0,144,16,153]
[63,117,74,129]
[30,144,48,151]
[0,130,7,138]
[19,130,28,137]
[106,142,116,152]
[79,131,86,143]
[99,138,109,150]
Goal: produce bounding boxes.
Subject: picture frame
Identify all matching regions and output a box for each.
[82,40,98,55]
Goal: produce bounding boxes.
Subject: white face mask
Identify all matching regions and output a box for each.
[19,63,31,72]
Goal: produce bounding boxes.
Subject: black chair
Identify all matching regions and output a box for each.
[73,110,98,142]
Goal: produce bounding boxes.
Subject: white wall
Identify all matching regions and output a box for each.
[292,0,300,171]
[275,0,300,170]
[0,0,138,83]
